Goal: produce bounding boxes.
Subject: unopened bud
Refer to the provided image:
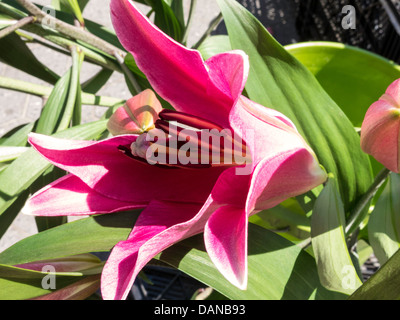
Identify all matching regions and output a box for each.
[107,89,163,135]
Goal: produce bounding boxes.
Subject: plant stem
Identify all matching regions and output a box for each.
[192,12,223,49]
[21,24,121,72]
[114,51,141,94]
[345,168,391,235]
[15,0,124,57]
[0,15,35,39]
[182,0,197,45]
[0,76,125,107]
[56,46,84,132]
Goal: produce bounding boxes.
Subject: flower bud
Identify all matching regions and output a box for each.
[361,79,400,173]
[107,89,163,135]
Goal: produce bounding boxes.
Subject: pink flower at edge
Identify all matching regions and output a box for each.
[361,79,400,173]
[22,0,328,300]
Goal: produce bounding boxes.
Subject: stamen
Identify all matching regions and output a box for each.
[159,109,224,131]
[120,110,252,169]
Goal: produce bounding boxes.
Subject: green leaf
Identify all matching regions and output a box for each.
[0,13,16,29]
[0,147,29,162]
[0,190,29,239]
[146,0,183,42]
[311,176,362,295]
[124,53,151,89]
[34,68,72,135]
[198,35,232,60]
[158,223,346,300]
[368,173,400,265]
[170,0,185,32]
[0,263,95,300]
[217,0,373,215]
[51,0,89,24]
[81,68,113,94]
[286,42,400,176]
[349,248,400,300]
[0,211,344,300]
[56,47,84,131]
[286,42,400,128]
[0,33,59,84]
[31,275,100,300]
[0,122,35,147]
[0,210,139,265]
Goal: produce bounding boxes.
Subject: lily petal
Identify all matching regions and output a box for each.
[28,133,224,204]
[101,199,219,300]
[228,97,327,211]
[204,205,248,290]
[230,96,313,165]
[361,100,400,173]
[23,175,142,216]
[361,79,400,173]
[110,0,248,127]
[247,148,327,213]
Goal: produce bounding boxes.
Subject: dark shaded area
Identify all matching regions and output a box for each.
[131,265,205,300]
[296,0,400,63]
[216,0,301,45]
[215,0,400,63]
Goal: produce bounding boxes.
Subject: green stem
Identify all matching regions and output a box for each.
[345,168,391,235]
[0,75,125,107]
[182,0,197,45]
[114,51,141,95]
[0,15,35,39]
[192,12,223,49]
[15,0,124,58]
[56,46,84,131]
[21,24,121,72]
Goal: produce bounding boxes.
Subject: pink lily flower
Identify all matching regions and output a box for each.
[361,79,400,173]
[23,0,327,300]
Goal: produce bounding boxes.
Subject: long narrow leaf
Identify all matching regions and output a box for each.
[368,173,400,264]
[0,33,59,84]
[311,176,362,295]
[56,47,84,131]
[158,223,346,300]
[0,211,344,300]
[34,68,72,135]
[349,248,400,300]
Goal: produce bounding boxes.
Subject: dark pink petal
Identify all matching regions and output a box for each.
[205,50,249,107]
[23,175,142,216]
[110,0,248,127]
[28,133,224,204]
[210,167,250,208]
[204,205,248,290]
[101,199,219,300]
